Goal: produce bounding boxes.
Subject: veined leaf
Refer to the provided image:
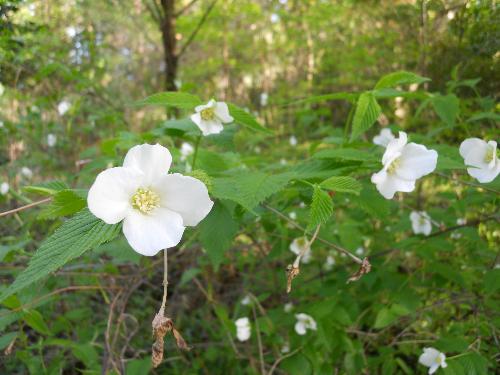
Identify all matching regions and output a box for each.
[308,185,333,230]
[431,94,460,126]
[0,209,121,302]
[313,148,378,162]
[227,103,273,134]
[320,176,362,195]
[136,91,202,109]
[39,190,87,219]
[374,71,430,89]
[23,181,69,196]
[350,92,381,141]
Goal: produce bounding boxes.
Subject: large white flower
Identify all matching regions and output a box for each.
[373,128,395,147]
[190,99,233,136]
[418,347,447,374]
[410,211,432,236]
[371,132,438,199]
[290,237,312,263]
[294,313,317,335]
[235,317,251,342]
[459,138,499,183]
[0,182,9,195]
[87,144,213,256]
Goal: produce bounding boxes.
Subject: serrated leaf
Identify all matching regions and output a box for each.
[39,190,87,219]
[199,203,238,269]
[374,71,430,89]
[350,92,381,141]
[431,94,460,126]
[136,91,202,109]
[308,185,333,230]
[23,181,69,196]
[212,171,292,211]
[0,209,121,302]
[320,176,362,195]
[227,103,273,134]
[23,310,51,335]
[313,148,378,162]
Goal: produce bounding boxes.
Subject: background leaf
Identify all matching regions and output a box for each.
[350,92,381,141]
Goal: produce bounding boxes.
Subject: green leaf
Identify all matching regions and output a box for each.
[308,185,333,230]
[320,176,362,195]
[0,209,121,302]
[288,92,357,106]
[484,269,500,294]
[199,203,238,269]
[431,94,460,126]
[350,92,381,141]
[0,332,17,350]
[227,103,273,134]
[39,190,87,219]
[136,91,202,109]
[23,310,51,335]
[212,171,292,211]
[23,181,69,196]
[374,71,430,89]
[313,148,378,162]
[467,111,500,123]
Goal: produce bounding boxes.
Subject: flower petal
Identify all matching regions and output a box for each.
[195,99,215,112]
[294,322,307,335]
[154,173,214,226]
[382,131,407,165]
[215,101,234,123]
[371,170,415,199]
[397,143,438,180]
[123,144,172,185]
[459,138,487,164]
[467,165,500,183]
[419,347,440,367]
[122,207,185,256]
[87,167,142,224]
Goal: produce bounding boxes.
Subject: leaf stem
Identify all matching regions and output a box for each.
[191,134,202,170]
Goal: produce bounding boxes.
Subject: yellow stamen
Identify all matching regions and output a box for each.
[131,188,160,214]
[387,157,401,174]
[200,107,215,121]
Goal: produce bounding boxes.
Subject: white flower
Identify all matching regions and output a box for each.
[21,167,33,179]
[373,128,395,147]
[260,92,268,107]
[281,341,290,353]
[459,138,499,183]
[289,135,298,147]
[180,142,194,162]
[418,347,447,374]
[324,255,335,271]
[294,313,317,335]
[290,237,312,263]
[241,295,251,306]
[450,232,462,239]
[456,218,466,226]
[284,302,293,313]
[235,317,251,342]
[0,121,4,128]
[1,182,9,195]
[371,132,438,199]
[288,211,297,220]
[87,144,213,256]
[47,133,57,147]
[57,100,71,116]
[410,211,432,236]
[355,247,365,256]
[190,99,233,136]
[280,158,288,165]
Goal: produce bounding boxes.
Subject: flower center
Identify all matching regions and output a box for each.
[200,107,215,121]
[387,157,401,174]
[131,188,160,214]
[419,217,427,225]
[484,146,498,163]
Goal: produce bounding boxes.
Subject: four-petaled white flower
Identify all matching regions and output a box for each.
[289,135,298,147]
[418,347,447,374]
[459,138,499,183]
[290,237,312,263]
[87,144,213,256]
[294,313,317,335]
[235,317,251,342]
[0,182,9,195]
[47,133,57,147]
[371,132,438,199]
[21,167,33,179]
[57,100,71,116]
[180,142,194,162]
[410,211,432,236]
[190,99,233,136]
[373,128,395,147]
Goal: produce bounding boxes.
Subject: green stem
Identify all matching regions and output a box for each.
[344,100,356,141]
[191,134,202,170]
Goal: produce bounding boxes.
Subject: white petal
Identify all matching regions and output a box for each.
[371,170,415,199]
[215,101,234,123]
[190,112,202,127]
[87,167,142,224]
[373,128,394,147]
[382,131,407,165]
[467,165,500,183]
[154,174,213,226]
[195,99,215,112]
[122,207,185,256]
[428,364,439,375]
[123,144,172,185]
[459,138,487,163]
[192,116,224,136]
[419,348,440,367]
[422,220,432,236]
[294,322,307,335]
[396,143,438,180]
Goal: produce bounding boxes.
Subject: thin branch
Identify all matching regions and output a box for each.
[251,302,266,375]
[267,347,303,375]
[175,0,199,17]
[178,0,218,57]
[436,172,500,195]
[0,197,52,218]
[160,249,169,315]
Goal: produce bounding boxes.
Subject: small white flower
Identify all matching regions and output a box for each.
[289,135,298,147]
[371,132,438,199]
[235,317,251,342]
[281,341,290,353]
[280,158,288,165]
[457,218,466,226]
[0,83,4,96]
[459,138,499,183]
[373,128,395,147]
[57,100,71,116]
[270,13,280,23]
[395,108,406,119]
[288,211,297,220]
[324,255,335,271]
[355,247,365,256]
[21,167,33,179]
[284,302,293,313]
[180,142,194,162]
[299,201,306,208]
[0,121,4,128]
[410,211,432,236]
[190,99,233,136]
[87,144,214,256]
[260,92,268,107]
[47,133,57,147]
[1,182,9,195]
[241,295,251,306]
[290,237,312,263]
[450,232,462,239]
[294,313,317,335]
[418,347,447,374]
[254,146,261,154]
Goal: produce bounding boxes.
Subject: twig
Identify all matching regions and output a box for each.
[267,347,302,375]
[251,302,266,375]
[160,249,169,315]
[175,0,199,17]
[178,0,218,57]
[436,172,500,194]
[0,197,52,218]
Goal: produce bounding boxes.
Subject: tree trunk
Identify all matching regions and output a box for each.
[160,0,178,91]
